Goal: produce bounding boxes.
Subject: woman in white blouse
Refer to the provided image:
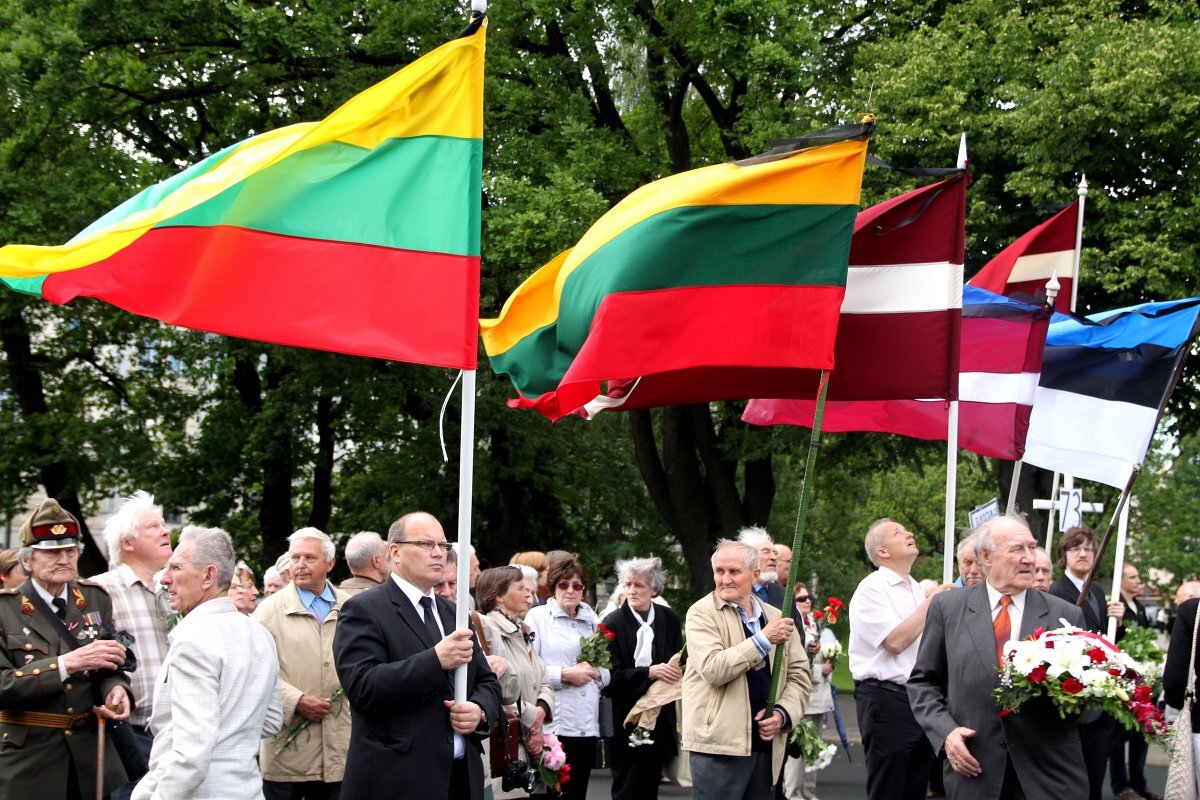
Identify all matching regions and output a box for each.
[524,555,610,800]
[782,582,837,800]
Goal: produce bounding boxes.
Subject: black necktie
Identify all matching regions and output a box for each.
[419,596,443,647]
[53,597,67,621]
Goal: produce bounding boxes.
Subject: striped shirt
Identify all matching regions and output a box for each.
[90,563,172,726]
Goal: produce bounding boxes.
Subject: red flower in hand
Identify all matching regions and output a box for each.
[828,597,845,610]
[812,610,824,620]
[1087,647,1107,665]
[1061,678,1084,695]
[597,623,615,641]
[1028,665,1048,684]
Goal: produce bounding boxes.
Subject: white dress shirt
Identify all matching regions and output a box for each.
[848,566,925,684]
[389,573,465,758]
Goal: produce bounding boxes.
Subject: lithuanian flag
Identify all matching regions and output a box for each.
[0,22,485,370]
[481,122,873,420]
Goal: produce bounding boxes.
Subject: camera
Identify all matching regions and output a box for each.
[105,628,139,673]
[500,760,539,794]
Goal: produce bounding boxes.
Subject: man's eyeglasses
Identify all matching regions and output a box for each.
[556,581,585,592]
[397,540,452,553]
[795,595,810,603]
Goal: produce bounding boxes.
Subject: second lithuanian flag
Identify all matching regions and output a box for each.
[482,121,874,421]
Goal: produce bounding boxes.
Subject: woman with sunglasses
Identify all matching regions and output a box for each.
[782,582,836,800]
[476,566,555,797]
[603,557,683,800]
[525,555,610,800]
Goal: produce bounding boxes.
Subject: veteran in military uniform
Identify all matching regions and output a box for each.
[0,498,134,799]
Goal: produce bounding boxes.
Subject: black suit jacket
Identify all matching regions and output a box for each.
[333,579,502,800]
[603,603,684,758]
[1048,574,1108,633]
[908,585,1089,799]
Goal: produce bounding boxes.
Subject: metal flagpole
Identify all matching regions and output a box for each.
[1106,503,1131,641]
[942,134,968,584]
[453,369,476,703]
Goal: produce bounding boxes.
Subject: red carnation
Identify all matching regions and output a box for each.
[1087,647,1107,664]
[1061,678,1084,695]
[812,610,823,620]
[828,597,846,610]
[1028,665,1048,684]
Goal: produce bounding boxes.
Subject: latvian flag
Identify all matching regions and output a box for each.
[742,175,965,427]
[1022,297,1200,487]
[968,202,1078,313]
[744,287,1050,460]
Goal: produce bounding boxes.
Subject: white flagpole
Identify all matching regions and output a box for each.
[1052,179,1088,540]
[453,369,477,703]
[943,133,967,584]
[1070,175,1087,314]
[1107,501,1131,641]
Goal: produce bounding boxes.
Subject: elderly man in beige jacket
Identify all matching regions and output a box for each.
[254,527,352,800]
[682,539,811,800]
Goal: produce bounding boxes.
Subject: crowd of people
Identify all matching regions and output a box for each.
[1,493,1194,800]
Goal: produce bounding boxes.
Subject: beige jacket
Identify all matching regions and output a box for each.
[478,610,555,730]
[253,582,352,783]
[681,591,811,775]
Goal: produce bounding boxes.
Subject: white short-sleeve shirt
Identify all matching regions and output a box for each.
[848,565,925,684]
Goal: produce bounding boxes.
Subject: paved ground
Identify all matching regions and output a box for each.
[584,692,1170,799]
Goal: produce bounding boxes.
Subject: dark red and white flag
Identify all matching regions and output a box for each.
[744,287,1050,460]
[968,202,1077,313]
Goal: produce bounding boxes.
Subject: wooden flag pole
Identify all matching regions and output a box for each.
[766,370,831,707]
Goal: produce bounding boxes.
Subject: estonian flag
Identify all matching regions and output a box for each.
[1023,297,1200,487]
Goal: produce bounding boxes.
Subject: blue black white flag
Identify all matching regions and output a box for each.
[1023,297,1200,487]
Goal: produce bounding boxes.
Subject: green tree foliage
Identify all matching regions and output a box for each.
[0,0,1196,596]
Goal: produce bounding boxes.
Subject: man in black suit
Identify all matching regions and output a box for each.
[739,527,786,608]
[333,512,501,800]
[1048,526,1125,800]
[908,516,1090,799]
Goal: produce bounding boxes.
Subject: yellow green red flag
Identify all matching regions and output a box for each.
[481,121,874,420]
[0,20,486,369]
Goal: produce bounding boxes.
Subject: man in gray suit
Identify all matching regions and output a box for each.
[134,526,283,800]
[907,516,1089,799]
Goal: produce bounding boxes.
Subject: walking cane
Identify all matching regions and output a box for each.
[94,707,106,800]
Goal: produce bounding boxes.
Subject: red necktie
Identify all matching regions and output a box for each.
[994,595,1013,665]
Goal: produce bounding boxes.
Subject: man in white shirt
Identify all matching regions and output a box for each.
[848,519,952,800]
[133,525,282,800]
[908,516,1089,799]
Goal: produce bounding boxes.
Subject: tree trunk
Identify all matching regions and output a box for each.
[630,406,774,600]
[308,392,335,531]
[0,305,106,575]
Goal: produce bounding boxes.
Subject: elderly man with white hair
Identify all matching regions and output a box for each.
[133,525,283,799]
[338,531,390,597]
[738,526,786,608]
[89,490,175,799]
[254,527,352,800]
